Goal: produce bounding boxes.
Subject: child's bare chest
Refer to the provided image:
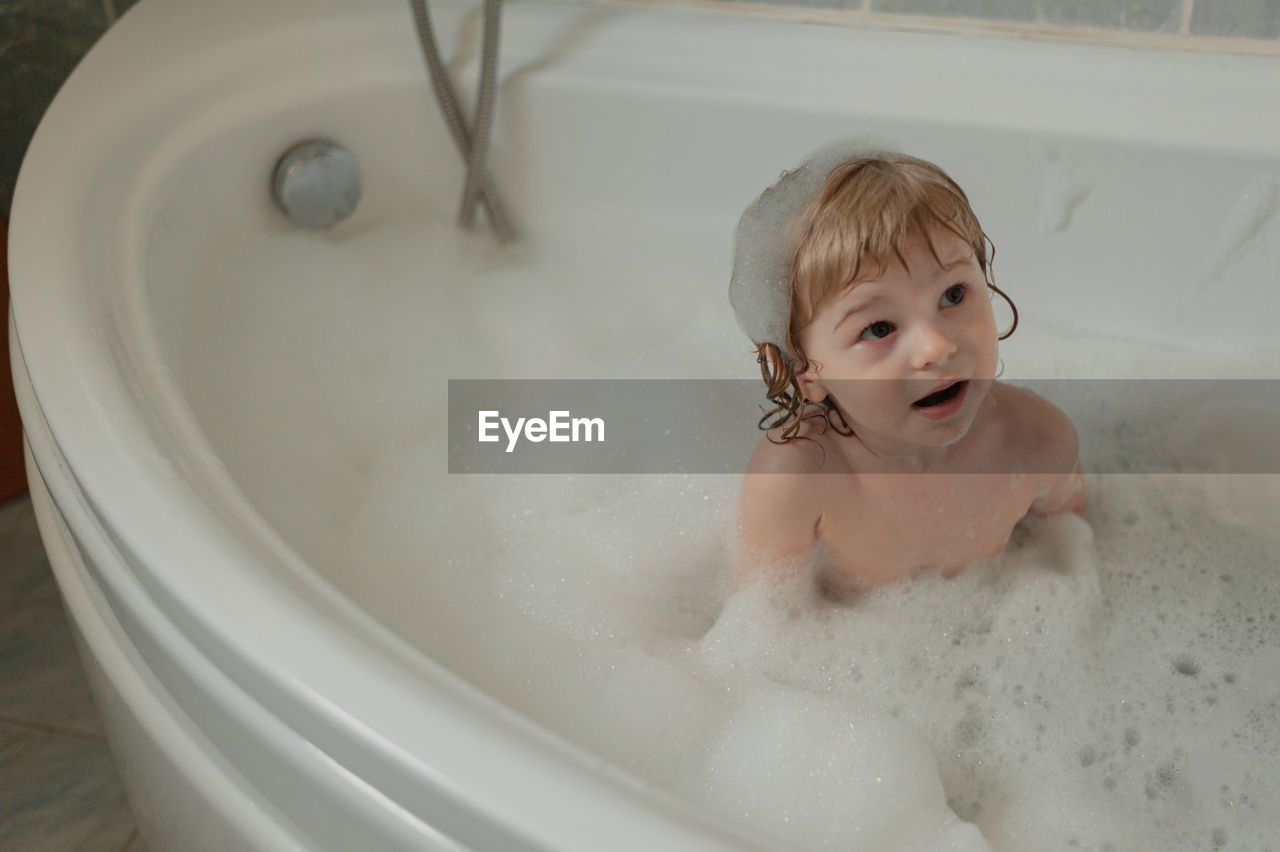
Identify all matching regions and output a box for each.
[816,472,1039,591]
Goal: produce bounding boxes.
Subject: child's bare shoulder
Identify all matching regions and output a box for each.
[738,423,832,564]
[990,382,1080,472]
[746,416,841,476]
[741,419,837,519]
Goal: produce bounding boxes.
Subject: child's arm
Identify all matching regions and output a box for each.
[734,443,823,589]
[1020,390,1088,516]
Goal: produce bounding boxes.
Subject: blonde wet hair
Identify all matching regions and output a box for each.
[734,150,1017,442]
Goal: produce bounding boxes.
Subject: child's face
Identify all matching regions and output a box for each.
[796,226,999,458]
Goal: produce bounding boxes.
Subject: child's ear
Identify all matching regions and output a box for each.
[796,367,827,404]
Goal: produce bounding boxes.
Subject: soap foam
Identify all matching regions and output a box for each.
[460,472,1280,851]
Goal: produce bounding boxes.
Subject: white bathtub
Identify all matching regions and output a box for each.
[9,0,1280,849]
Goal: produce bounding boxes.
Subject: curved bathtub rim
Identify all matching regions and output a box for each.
[11,299,771,851]
[12,305,486,850]
[6,3,775,850]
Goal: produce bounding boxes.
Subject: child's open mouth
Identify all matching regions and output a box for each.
[911,380,968,419]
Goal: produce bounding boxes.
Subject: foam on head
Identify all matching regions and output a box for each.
[728,138,898,353]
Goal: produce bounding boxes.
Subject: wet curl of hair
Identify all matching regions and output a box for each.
[753,341,853,445]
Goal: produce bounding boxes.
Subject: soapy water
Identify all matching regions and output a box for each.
[180,213,1280,851]
[445,472,1280,851]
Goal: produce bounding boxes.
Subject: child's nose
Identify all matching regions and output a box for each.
[909,321,958,370]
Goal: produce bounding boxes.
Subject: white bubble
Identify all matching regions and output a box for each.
[697,685,991,851]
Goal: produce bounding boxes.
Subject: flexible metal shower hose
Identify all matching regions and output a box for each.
[409,0,517,242]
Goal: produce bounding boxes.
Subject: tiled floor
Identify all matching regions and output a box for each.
[0,494,149,851]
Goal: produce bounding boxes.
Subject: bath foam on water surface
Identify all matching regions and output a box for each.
[184,212,1280,851]
[435,471,1280,851]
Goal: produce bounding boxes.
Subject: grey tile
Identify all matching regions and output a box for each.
[0,496,105,738]
[1191,0,1280,38]
[0,0,109,36]
[0,722,136,852]
[0,598,107,737]
[0,2,109,216]
[734,0,862,9]
[1,495,56,599]
[870,0,1185,31]
[0,494,31,540]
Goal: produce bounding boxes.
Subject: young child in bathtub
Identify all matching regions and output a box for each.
[730,143,1087,597]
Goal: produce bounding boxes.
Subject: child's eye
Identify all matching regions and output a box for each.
[859,320,895,341]
[940,284,967,307]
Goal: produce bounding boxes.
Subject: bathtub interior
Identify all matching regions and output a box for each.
[80,0,1280,848]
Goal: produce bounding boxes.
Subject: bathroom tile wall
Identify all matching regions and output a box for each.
[870,0,1185,31]
[1191,0,1280,39]
[745,0,1280,41]
[0,0,1278,217]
